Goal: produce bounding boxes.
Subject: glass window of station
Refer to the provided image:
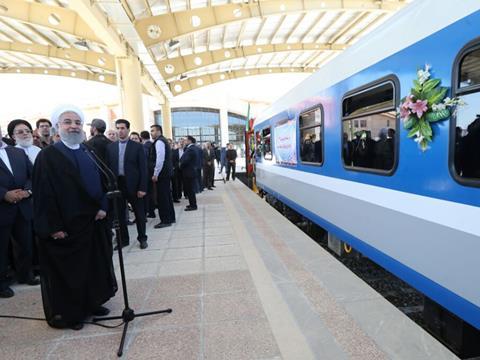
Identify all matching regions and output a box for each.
[228,112,247,157]
[299,107,323,165]
[453,43,480,183]
[171,107,221,145]
[342,79,397,173]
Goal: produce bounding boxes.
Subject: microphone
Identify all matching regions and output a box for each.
[82,146,117,192]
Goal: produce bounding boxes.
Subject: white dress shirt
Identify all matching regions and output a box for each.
[153,139,166,177]
[16,144,41,164]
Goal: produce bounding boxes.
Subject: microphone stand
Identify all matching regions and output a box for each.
[85,147,172,357]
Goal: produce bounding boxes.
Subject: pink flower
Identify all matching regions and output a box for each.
[399,95,413,118]
[408,99,428,118]
[399,106,411,118]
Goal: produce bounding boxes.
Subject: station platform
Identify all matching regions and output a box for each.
[0,180,457,359]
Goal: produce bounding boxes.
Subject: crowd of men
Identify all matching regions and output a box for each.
[0,104,238,331]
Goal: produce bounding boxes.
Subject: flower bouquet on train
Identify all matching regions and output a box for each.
[398,64,465,151]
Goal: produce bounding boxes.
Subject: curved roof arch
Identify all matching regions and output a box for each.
[0,0,102,45]
[157,42,345,79]
[0,41,115,72]
[135,0,404,48]
[0,66,116,85]
[168,66,313,94]
[0,0,411,100]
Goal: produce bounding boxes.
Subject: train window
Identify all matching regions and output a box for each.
[262,127,272,160]
[299,107,323,165]
[452,41,480,184]
[342,77,398,173]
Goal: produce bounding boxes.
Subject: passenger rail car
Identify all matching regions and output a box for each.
[254,1,480,331]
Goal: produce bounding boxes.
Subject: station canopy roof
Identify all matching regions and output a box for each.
[0,0,410,103]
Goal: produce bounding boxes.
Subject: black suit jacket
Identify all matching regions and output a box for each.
[0,146,33,226]
[106,140,147,196]
[86,134,112,163]
[172,148,181,170]
[179,145,198,178]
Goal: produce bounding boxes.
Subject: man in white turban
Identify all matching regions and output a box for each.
[32,105,117,330]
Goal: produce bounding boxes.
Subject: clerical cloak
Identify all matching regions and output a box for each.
[32,142,117,327]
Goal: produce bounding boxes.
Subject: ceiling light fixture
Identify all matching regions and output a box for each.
[168,39,180,49]
[75,39,89,49]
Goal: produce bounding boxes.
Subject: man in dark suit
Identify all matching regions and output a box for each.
[106,119,148,250]
[0,127,38,298]
[171,139,184,203]
[203,142,215,190]
[180,136,198,211]
[149,125,175,228]
[141,130,156,218]
[86,119,111,163]
[194,143,203,193]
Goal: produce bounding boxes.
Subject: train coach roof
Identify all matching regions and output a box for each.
[255,0,480,126]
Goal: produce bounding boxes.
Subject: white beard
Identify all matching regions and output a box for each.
[59,128,85,146]
[17,137,33,147]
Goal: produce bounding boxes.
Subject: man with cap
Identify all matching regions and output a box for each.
[0,125,38,298]
[85,118,111,163]
[8,119,41,164]
[33,105,117,330]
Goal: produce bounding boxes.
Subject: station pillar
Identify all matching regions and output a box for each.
[161,100,173,139]
[220,107,229,147]
[115,55,144,131]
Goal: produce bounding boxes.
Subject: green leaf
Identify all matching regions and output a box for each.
[413,79,422,92]
[408,122,420,138]
[403,116,415,129]
[411,89,422,99]
[425,109,450,122]
[419,120,433,137]
[428,87,448,105]
[421,78,441,93]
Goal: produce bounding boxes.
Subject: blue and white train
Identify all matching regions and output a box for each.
[253,1,480,332]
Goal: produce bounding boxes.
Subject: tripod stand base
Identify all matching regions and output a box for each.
[93,307,173,357]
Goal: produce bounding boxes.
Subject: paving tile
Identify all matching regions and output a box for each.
[204,291,265,323]
[114,250,165,265]
[204,320,280,360]
[171,229,204,238]
[158,259,203,277]
[344,298,455,359]
[129,239,169,252]
[136,296,200,330]
[49,333,122,360]
[127,326,200,360]
[204,235,235,246]
[106,278,156,316]
[204,270,255,294]
[149,274,202,299]
[0,342,54,360]
[167,237,203,249]
[205,227,233,237]
[163,247,203,261]
[122,263,159,280]
[173,223,204,231]
[205,244,241,258]
[204,256,247,273]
